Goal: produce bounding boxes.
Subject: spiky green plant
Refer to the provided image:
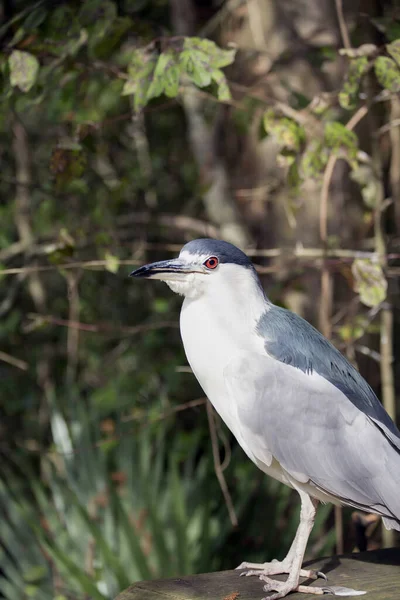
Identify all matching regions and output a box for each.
[0,398,336,600]
[0,402,228,600]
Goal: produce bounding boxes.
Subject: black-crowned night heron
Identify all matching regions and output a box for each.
[131,239,400,599]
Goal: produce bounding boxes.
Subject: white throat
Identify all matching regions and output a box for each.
[179,264,268,435]
[180,265,268,376]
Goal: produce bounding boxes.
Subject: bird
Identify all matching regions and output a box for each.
[131,238,400,599]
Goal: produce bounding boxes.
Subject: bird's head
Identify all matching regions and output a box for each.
[130,239,260,300]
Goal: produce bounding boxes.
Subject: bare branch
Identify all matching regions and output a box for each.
[117,213,220,238]
[24,313,179,336]
[335,0,351,50]
[206,400,238,527]
[0,351,28,371]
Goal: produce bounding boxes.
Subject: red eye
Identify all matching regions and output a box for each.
[204,256,219,270]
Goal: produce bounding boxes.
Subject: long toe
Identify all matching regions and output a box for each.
[260,579,366,600]
[237,565,326,580]
[260,577,300,600]
[236,561,270,570]
[236,560,291,577]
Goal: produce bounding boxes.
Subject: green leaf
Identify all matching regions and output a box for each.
[300,141,329,179]
[210,69,231,101]
[163,64,180,98]
[122,49,158,112]
[147,50,180,100]
[63,487,131,590]
[8,50,39,93]
[32,531,108,600]
[180,49,212,87]
[64,28,88,57]
[324,122,358,165]
[387,39,400,67]
[350,164,382,209]
[352,259,387,307]
[339,56,368,110]
[104,251,119,274]
[109,485,153,581]
[324,121,357,150]
[183,37,236,69]
[122,79,136,95]
[375,56,400,93]
[263,111,305,152]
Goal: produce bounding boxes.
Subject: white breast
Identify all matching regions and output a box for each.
[180,295,241,433]
[179,273,272,467]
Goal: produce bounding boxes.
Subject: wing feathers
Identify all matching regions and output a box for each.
[224,353,400,525]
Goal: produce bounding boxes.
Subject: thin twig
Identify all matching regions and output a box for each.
[122,398,206,422]
[117,212,220,238]
[129,112,158,208]
[8,398,208,459]
[246,0,268,50]
[2,246,398,277]
[335,0,351,49]
[390,97,400,233]
[377,118,400,137]
[320,105,369,242]
[0,351,28,370]
[367,87,396,548]
[206,400,238,527]
[64,272,81,387]
[318,103,369,560]
[25,313,179,336]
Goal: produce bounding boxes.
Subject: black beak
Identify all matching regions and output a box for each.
[130,258,199,280]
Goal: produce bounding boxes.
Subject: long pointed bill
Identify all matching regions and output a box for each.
[130,258,202,281]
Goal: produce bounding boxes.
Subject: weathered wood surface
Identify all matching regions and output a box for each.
[114,548,400,600]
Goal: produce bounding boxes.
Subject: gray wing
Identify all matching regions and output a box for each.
[224,352,400,528]
[257,305,400,449]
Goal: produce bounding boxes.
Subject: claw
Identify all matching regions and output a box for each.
[301,569,328,581]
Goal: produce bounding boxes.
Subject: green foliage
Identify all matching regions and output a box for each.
[324,122,358,166]
[122,48,159,111]
[263,111,305,154]
[123,38,236,112]
[148,49,181,99]
[300,141,329,179]
[350,163,383,209]
[387,39,400,66]
[375,56,400,92]
[263,111,306,184]
[337,315,375,344]
[352,259,387,307]
[339,56,369,110]
[104,251,120,274]
[8,50,39,92]
[0,407,231,599]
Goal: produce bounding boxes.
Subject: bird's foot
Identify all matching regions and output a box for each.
[259,576,366,600]
[236,559,326,581]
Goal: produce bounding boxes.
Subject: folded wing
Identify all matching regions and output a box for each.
[224,352,400,529]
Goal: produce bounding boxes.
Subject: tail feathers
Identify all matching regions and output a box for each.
[382,516,400,531]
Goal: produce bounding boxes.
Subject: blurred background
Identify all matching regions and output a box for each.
[1,0,400,598]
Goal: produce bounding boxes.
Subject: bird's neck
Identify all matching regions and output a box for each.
[181,270,269,352]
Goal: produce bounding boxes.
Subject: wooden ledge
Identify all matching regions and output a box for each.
[114,547,400,599]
